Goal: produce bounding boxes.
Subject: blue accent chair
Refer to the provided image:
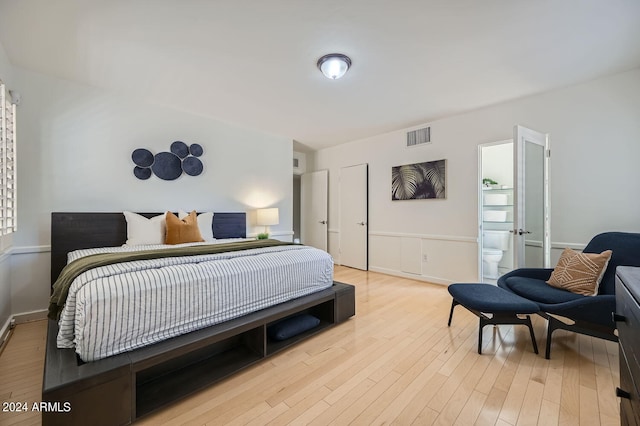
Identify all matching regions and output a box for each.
[498,232,640,359]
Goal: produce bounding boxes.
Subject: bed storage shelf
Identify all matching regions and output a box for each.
[43,282,354,425]
[43,212,356,426]
[134,327,264,418]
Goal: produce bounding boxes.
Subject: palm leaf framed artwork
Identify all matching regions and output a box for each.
[391,159,446,200]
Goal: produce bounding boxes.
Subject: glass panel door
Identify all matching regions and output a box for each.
[513,125,550,269]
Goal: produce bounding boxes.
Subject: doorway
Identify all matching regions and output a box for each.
[339,164,368,270]
[301,170,328,251]
[478,125,550,282]
[292,175,301,242]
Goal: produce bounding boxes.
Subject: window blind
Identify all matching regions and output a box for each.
[0,81,16,235]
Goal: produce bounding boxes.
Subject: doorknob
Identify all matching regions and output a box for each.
[518,229,532,235]
[357,222,366,226]
[319,220,327,225]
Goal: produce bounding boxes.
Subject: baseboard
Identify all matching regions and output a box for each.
[10,245,52,255]
[13,309,48,324]
[0,317,14,355]
[368,266,450,286]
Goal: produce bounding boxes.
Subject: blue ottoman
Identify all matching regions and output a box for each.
[447,283,540,354]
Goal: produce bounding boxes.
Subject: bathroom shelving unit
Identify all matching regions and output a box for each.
[481,187,514,282]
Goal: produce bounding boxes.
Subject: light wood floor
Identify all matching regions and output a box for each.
[0,266,620,425]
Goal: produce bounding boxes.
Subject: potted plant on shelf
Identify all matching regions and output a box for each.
[482,178,498,189]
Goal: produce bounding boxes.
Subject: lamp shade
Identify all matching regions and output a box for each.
[257,208,279,226]
[317,54,351,80]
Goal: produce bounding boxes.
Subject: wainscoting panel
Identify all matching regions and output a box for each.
[420,237,478,284]
[400,237,421,275]
[328,229,340,265]
[369,232,477,285]
[369,235,402,272]
[10,251,51,315]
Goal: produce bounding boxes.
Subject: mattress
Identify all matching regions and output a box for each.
[56,242,334,361]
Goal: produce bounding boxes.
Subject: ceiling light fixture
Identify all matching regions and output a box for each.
[317,53,352,80]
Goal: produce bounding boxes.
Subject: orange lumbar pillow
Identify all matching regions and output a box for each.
[546,248,612,296]
[165,210,205,245]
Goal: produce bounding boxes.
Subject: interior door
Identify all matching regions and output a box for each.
[339,164,368,270]
[513,125,550,269]
[301,170,328,250]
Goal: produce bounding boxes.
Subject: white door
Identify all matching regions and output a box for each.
[301,170,328,251]
[513,125,550,269]
[340,164,368,270]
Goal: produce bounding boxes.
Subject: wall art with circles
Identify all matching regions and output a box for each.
[132,141,204,180]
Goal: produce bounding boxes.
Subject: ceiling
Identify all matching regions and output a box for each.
[1,0,639,150]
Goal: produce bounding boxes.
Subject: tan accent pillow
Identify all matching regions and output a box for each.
[164,211,204,245]
[546,248,612,296]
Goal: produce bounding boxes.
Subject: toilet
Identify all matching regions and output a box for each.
[482,230,511,279]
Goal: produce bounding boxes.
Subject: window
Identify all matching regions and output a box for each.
[0,80,16,236]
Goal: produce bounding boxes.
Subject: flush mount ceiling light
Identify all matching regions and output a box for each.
[317,53,352,80]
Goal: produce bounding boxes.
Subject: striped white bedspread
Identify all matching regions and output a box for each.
[57,243,334,361]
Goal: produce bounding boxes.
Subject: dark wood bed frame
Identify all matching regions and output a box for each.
[43,212,355,426]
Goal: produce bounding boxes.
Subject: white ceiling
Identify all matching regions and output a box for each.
[1,0,639,150]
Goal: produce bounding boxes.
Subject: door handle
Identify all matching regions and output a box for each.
[319,220,327,225]
[357,222,366,226]
[616,387,631,399]
[612,313,626,323]
[518,229,532,235]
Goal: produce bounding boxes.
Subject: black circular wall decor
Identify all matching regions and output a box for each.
[132,141,204,180]
[170,141,189,159]
[189,143,203,157]
[152,152,182,180]
[132,148,154,167]
[183,156,204,176]
[134,166,152,180]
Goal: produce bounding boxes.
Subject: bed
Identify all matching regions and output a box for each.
[42,212,355,426]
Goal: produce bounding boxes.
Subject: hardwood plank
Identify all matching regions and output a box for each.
[332,370,402,425]
[592,338,619,425]
[372,350,443,424]
[244,401,289,426]
[474,387,508,426]
[393,371,448,425]
[516,379,544,426]
[579,385,601,426]
[579,333,598,391]
[542,342,565,404]
[454,389,488,426]
[498,344,537,424]
[433,352,493,424]
[266,386,332,425]
[307,378,376,425]
[538,398,560,426]
[474,326,517,395]
[559,340,581,425]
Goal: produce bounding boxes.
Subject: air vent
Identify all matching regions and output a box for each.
[407,127,431,147]
[293,158,299,168]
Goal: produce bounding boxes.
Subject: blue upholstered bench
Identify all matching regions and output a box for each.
[447,283,540,354]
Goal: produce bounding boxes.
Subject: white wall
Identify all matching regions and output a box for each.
[481,142,513,188]
[10,67,293,313]
[314,68,640,284]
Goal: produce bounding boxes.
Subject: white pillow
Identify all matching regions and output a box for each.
[178,210,214,241]
[123,211,166,245]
